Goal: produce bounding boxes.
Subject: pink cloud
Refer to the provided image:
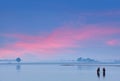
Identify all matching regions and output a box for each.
[106,40,120,46]
[0,26,120,58]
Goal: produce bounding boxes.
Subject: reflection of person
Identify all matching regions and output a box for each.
[103,67,106,77]
[97,67,100,78]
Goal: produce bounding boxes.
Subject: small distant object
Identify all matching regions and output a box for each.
[16,58,22,63]
[96,67,106,78]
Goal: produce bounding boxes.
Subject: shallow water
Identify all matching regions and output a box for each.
[0,64,120,81]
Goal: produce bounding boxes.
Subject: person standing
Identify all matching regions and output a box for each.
[103,67,106,77]
[97,67,100,78]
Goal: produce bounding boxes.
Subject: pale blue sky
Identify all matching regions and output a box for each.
[0,0,120,61]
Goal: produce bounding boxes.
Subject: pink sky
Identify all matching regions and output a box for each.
[0,25,120,59]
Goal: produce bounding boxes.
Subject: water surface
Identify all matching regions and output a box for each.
[0,64,120,81]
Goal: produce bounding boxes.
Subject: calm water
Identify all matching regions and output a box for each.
[0,64,120,81]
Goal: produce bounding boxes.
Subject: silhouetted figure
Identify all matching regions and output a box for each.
[103,67,106,78]
[97,67,100,78]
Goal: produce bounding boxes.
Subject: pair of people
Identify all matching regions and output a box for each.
[97,67,106,78]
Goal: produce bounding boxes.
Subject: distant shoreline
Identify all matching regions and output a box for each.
[0,62,120,66]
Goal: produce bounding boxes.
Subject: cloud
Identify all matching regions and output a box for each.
[106,39,120,46]
[0,26,120,58]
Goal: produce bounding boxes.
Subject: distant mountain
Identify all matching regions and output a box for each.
[77,57,100,63]
[76,57,120,64]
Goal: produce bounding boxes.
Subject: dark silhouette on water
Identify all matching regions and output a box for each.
[97,67,100,78]
[103,67,106,78]
[96,67,106,78]
[16,57,21,63]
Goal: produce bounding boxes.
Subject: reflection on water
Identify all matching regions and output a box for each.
[97,71,100,78]
[71,65,106,79]
[15,64,106,79]
[103,71,106,78]
[77,65,95,70]
[0,64,120,81]
[16,64,21,71]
